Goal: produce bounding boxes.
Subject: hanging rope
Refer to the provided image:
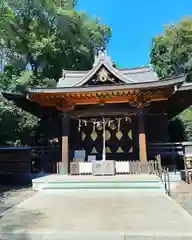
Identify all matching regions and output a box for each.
[75,115,132,132]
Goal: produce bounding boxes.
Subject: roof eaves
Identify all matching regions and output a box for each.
[179,82,192,91]
[2,91,25,100]
[27,75,186,94]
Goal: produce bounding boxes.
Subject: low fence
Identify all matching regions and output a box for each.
[31,142,192,173]
[148,142,183,157]
[31,146,60,173]
[57,160,162,176]
[0,146,32,185]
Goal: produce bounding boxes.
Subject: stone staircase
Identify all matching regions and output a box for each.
[32,174,165,193]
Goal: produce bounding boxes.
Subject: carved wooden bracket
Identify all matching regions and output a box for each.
[129,100,151,109]
[56,104,75,112]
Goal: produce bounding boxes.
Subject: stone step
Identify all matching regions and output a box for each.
[32,176,164,192]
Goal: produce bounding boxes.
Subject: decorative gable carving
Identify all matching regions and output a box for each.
[96,68,110,83]
[94,68,115,84]
[84,67,124,86]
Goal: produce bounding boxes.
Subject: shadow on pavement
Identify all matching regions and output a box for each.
[0,209,44,240]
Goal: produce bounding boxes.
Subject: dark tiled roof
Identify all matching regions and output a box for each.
[178,82,192,91]
[28,75,186,94]
[57,52,158,87]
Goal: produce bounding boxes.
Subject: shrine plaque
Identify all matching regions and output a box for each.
[92,161,115,176]
[103,161,115,175]
[92,161,103,176]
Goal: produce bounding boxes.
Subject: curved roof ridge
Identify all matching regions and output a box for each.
[73,51,136,86]
[119,66,154,74]
[119,65,150,71]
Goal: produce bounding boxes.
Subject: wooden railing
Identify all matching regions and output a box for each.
[31,146,60,173]
[27,142,192,177]
[19,142,192,159]
[31,143,186,161]
[57,160,162,176]
[148,142,184,157]
[31,143,184,164]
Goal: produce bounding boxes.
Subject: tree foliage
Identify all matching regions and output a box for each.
[0,0,111,145]
[0,66,40,145]
[0,0,111,80]
[150,17,192,140]
[150,17,192,78]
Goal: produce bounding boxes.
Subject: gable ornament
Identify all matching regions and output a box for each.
[98,68,108,82]
[94,68,115,84]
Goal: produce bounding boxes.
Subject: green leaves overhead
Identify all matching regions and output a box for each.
[0,0,111,145]
[0,0,111,80]
[150,17,192,78]
[150,17,192,141]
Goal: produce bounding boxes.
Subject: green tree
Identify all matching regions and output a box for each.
[0,0,111,80]
[0,67,40,145]
[150,17,192,140]
[0,0,111,145]
[0,94,39,145]
[150,17,192,78]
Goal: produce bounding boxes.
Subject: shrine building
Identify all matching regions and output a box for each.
[3,51,192,174]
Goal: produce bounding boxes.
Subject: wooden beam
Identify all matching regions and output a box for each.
[138,110,147,163]
[61,113,70,174]
[70,107,138,117]
[29,88,170,108]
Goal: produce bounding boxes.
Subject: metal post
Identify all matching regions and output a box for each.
[102,117,106,161]
[157,154,163,181]
[183,145,189,183]
[167,168,171,196]
[164,167,167,194]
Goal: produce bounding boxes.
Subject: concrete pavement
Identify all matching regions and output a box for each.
[0,190,192,238]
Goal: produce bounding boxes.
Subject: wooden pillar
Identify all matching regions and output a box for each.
[138,110,147,163]
[61,113,70,174]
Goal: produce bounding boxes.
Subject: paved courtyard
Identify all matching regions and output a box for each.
[0,190,192,239]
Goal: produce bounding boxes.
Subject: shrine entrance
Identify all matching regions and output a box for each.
[70,115,138,161]
[12,51,187,174]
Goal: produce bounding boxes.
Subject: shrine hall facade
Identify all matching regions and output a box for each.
[3,51,192,173]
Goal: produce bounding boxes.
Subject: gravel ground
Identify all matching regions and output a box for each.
[171,181,192,216]
[0,186,37,215]
[172,194,192,216]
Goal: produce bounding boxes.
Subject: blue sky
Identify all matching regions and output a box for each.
[77,0,192,68]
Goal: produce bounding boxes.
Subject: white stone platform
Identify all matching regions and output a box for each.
[32,174,165,192]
